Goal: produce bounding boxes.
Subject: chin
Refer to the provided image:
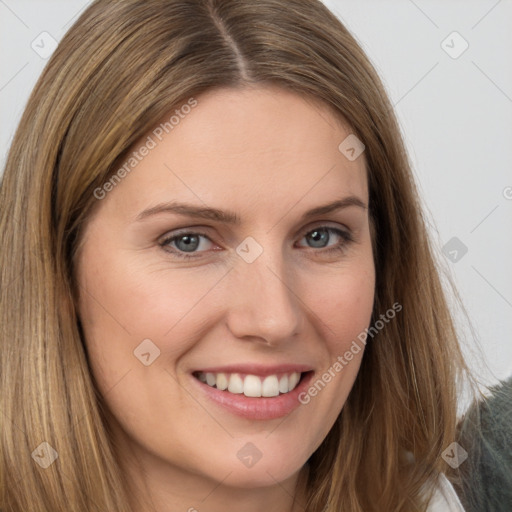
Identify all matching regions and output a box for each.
[206,446,308,489]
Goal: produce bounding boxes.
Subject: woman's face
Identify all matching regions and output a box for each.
[76,85,375,500]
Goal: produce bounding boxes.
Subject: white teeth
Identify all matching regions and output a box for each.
[262,375,280,397]
[197,371,303,396]
[288,372,300,390]
[216,372,228,390]
[227,374,244,394]
[243,375,262,397]
[278,374,289,394]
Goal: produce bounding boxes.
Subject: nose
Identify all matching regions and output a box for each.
[225,247,304,346]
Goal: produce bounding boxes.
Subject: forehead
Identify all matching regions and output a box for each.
[97,85,368,223]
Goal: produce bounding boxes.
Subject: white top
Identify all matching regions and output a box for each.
[426,473,466,511]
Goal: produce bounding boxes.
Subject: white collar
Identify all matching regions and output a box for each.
[426,473,466,511]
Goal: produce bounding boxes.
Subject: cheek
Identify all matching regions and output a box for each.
[312,264,374,396]
[75,245,232,410]
[315,263,375,350]
[77,246,216,344]
[294,265,374,445]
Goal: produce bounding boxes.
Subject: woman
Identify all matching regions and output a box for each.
[0,0,474,510]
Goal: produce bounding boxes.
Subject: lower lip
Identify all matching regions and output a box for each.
[191,372,315,420]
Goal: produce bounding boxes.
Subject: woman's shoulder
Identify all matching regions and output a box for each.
[455,376,512,510]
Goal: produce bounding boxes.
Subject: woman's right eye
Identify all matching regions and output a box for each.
[159,231,215,259]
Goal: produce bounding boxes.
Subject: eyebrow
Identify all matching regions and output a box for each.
[135,196,367,224]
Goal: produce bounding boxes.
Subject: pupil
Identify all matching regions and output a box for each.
[177,235,199,252]
[309,229,328,248]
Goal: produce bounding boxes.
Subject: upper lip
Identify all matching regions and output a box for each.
[192,363,314,377]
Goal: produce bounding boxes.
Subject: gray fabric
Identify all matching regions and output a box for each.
[455,377,512,511]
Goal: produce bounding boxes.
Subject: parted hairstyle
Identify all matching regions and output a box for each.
[0,0,474,510]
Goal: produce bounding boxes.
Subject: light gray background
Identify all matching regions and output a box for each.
[1,0,511,394]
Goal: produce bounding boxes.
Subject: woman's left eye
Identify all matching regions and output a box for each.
[159,226,353,259]
[296,227,353,253]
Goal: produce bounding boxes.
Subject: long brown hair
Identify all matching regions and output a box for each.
[0,1,473,510]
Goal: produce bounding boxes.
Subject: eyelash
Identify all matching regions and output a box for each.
[159,226,354,260]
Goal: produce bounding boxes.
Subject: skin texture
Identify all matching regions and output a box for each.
[75,85,375,512]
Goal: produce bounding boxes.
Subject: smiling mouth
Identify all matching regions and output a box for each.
[193,371,310,398]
